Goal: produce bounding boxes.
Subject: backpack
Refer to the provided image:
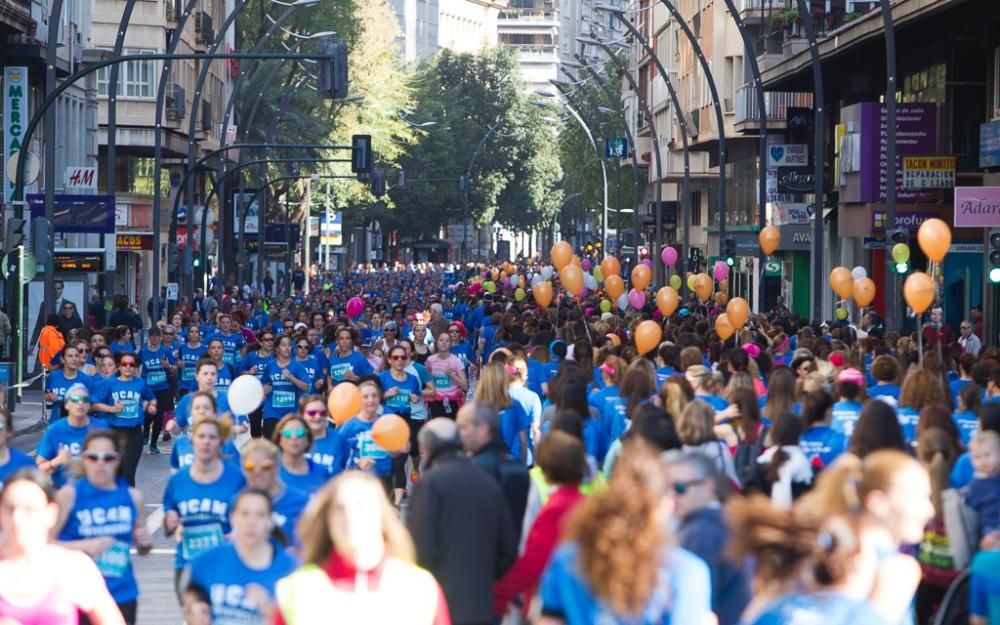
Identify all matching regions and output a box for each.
[733,425,769,493]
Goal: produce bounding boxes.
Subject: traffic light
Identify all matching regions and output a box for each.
[371,169,386,197]
[351,134,373,176]
[3,217,26,253]
[168,243,179,274]
[989,229,1000,284]
[31,217,53,265]
[888,228,910,274]
[722,236,736,267]
[192,251,201,269]
[317,38,349,100]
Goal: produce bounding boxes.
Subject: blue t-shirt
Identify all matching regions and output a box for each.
[139,345,175,392]
[93,377,155,428]
[599,396,629,444]
[378,371,421,418]
[169,433,241,471]
[37,417,109,487]
[965,474,1000,534]
[897,406,920,443]
[272,487,311,547]
[830,400,864,439]
[177,343,208,391]
[188,542,297,624]
[499,401,531,462]
[800,425,847,468]
[162,463,246,569]
[951,452,975,488]
[0,448,37,489]
[206,331,246,367]
[263,359,310,421]
[295,355,325,393]
[327,351,373,384]
[540,543,711,625]
[868,383,901,401]
[279,459,329,497]
[333,417,392,477]
[215,363,236,393]
[45,370,97,422]
[173,391,232,430]
[949,378,971,404]
[58,478,138,603]
[970,549,1000,623]
[110,340,135,354]
[699,394,730,413]
[749,591,889,625]
[304,427,343,476]
[952,409,979,447]
[526,357,547,398]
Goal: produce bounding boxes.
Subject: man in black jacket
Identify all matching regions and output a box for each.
[407,418,517,625]
[457,400,529,543]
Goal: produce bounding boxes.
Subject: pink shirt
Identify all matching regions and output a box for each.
[426,354,464,399]
[0,547,109,624]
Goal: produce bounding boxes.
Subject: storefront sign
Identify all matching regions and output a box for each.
[4,67,29,202]
[954,187,1000,227]
[767,144,808,168]
[902,156,955,189]
[773,202,811,225]
[116,233,152,251]
[764,258,782,277]
[65,166,97,191]
[871,210,935,232]
[778,224,812,251]
[776,167,815,194]
[980,120,1000,168]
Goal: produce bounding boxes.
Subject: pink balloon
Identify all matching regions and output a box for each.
[661,247,678,267]
[641,259,653,269]
[346,297,364,319]
[713,260,730,282]
[627,288,646,310]
[582,259,592,272]
[652,309,663,320]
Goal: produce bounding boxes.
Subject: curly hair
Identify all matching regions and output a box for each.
[899,368,948,411]
[564,450,668,616]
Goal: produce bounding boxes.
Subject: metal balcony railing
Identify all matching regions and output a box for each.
[735,86,813,124]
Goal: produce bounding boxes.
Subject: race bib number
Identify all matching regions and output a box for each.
[122,400,140,421]
[222,351,235,365]
[387,391,409,409]
[147,371,167,386]
[182,367,195,381]
[181,523,224,561]
[273,390,296,409]
[331,364,350,380]
[359,432,389,460]
[95,540,131,579]
[433,373,452,390]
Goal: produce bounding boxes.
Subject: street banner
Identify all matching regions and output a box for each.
[4,66,29,202]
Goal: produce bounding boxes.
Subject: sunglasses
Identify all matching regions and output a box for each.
[296,345,310,350]
[304,409,327,417]
[66,395,90,404]
[389,355,407,361]
[120,362,137,368]
[669,478,705,495]
[261,336,274,341]
[281,427,308,439]
[84,451,120,463]
[243,460,276,472]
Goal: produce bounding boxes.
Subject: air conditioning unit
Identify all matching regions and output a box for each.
[197,27,214,46]
[194,11,212,33]
[165,83,185,121]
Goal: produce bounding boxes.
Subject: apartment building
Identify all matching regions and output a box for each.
[392,0,506,63]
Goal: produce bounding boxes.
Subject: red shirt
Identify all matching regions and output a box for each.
[493,485,585,616]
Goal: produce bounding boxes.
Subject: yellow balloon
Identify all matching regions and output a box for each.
[686,273,696,291]
[669,274,682,290]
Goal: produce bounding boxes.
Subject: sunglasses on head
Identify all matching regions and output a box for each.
[243,459,276,472]
[281,427,307,439]
[84,451,120,463]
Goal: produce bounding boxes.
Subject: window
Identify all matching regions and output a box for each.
[128,157,170,197]
[96,49,156,99]
[993,47,1000,120]
[690,191,702,225]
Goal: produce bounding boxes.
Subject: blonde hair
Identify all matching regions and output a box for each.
[677,400,716,445]
[191,412,233,444]
[798,450,923,520]
[242,438,280,461]
[297,471,415,566]
[474,362,512,410]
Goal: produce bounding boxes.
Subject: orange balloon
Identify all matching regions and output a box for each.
[634,320,662,355]
[656,286,680,317]
[372,414,410,452]
[715,291,729,306]
[759,225,781,256]
[631,264,652,291]
[560,264,584,295]
[726,297,750,328]
[605,274,626,299]
[490,269,499,281]
[715,313,735,340]
[694,273,713,301]
[903,272,936,313]
[605,333,621,347]
[852,277,876,307]
[571,255,582,267]
[519,276,526,289]
[551,241,573,270]
[601,256,621,280]
[829,267,853,300]
[917,217,951,262]
[533,281,553,308]
[328,382,362,425]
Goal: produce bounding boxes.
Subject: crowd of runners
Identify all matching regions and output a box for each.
[1,249,999,625]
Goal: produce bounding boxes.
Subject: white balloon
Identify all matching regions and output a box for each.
[541,266,554,281]
[509,273,519,285]
[228,374,264,415]
[851,266,867,281]
[584,274,598,290]
[617,293,629,311]
[530,275,543,287]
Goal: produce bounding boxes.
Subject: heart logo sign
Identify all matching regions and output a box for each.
[770,146,785,163]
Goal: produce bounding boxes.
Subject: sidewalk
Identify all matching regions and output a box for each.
[11,388,48,451]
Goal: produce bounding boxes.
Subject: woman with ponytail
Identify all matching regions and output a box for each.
[913,428,960,624]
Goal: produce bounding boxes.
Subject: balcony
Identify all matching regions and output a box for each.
[507,44,559,62]
[734,85,813,132]
[498,9,558,26]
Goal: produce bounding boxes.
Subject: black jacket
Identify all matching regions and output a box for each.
[471,439,529,544]
[407,448,517,625]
